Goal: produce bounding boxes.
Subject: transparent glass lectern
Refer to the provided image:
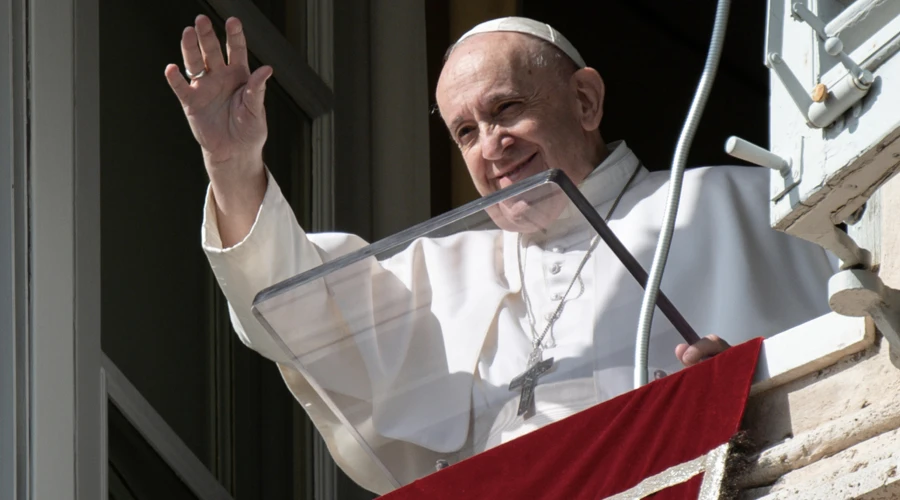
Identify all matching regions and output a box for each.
[251,170,698,489]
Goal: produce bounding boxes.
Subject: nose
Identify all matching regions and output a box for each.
[480,125,513,161]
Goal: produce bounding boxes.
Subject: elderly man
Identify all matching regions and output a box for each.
[166,14,834,494]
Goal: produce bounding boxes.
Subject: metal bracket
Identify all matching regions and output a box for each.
[829,269,900,350]
[767,3,876,129]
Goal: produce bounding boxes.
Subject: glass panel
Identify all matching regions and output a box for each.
[251,171,699,488]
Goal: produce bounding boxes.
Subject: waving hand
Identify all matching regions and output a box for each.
[165,15,271,246]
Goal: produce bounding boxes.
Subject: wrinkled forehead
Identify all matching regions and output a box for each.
[436,33,541,116]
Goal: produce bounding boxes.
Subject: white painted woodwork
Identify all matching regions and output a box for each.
[750,312,873,396]
[765,0,900,264]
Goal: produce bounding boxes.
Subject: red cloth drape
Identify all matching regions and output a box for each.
[382,337,763,499]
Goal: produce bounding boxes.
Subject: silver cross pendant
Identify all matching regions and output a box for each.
[508,356,554,419]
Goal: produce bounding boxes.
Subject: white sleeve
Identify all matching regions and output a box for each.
[201,169,369,363]
[200,170,441,494]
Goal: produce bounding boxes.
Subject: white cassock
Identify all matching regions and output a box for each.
[202,140,835,494]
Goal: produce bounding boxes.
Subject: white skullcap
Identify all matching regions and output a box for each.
[455,16,586,68]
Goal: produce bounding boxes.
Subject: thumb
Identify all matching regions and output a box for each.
[244,65,273,113]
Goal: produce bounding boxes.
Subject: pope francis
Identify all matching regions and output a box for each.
[165,15,835,494]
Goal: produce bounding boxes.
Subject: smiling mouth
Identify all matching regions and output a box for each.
[498,153,538,181]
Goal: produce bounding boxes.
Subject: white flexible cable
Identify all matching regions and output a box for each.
[633,0,732,389]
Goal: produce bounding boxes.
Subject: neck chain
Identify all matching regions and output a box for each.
[516,164,642,367]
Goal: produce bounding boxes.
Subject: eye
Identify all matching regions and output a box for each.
[456,125,475,142]
[496,101,522,114]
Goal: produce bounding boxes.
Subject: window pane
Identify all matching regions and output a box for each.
[100,0,218,467]
[262,78,313,225]
[107,402,200,500]
[252,0,308,60]
[100,0,313,498]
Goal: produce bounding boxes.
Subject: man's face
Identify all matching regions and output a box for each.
[436,33,598,198]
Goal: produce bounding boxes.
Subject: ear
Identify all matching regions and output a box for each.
[570,68,605,132]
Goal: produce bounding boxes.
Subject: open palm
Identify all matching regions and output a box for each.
[165,15,272,170]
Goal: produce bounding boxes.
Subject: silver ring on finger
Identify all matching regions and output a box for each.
[185,67,207,80]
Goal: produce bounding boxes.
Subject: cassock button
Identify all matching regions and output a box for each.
[549,263,562,275]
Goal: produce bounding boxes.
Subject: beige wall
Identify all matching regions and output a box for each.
[880,178,900,290]
[447,0,518,208]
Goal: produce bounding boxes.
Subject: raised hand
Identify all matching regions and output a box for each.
[165,15,271,246]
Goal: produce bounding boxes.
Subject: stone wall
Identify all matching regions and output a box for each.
[735,174,900,499]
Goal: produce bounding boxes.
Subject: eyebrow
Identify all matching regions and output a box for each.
[448,115,469,136]
[447,89,523,134]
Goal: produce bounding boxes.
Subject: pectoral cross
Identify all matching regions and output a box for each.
[509,356,554,419]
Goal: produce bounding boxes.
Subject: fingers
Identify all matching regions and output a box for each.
[164,64,191,102]
[675,334,731,367]
[225,17,249,71]
[674,343,689,362]
[181,27,206,77]
[242,66,273,115]
[194,15,226,71]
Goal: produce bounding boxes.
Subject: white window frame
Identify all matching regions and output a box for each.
[1,0,29,498]
[27,0,101,497]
